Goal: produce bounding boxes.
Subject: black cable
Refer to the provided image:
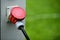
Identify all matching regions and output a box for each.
[18,26,30,40]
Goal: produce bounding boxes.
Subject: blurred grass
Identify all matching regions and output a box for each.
[26,0,60,40]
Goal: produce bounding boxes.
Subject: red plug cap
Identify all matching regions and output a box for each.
[11,7,26,19]
[9,7,26,24]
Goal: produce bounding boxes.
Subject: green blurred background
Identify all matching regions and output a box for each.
[26,0,60,40]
